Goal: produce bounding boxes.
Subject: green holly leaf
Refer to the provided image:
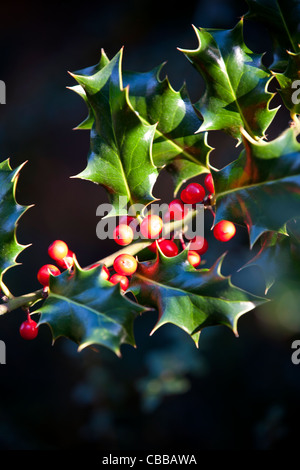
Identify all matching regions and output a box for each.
[245,0,300,71]
[286,217,300,245]
[123,66,211,194]
[70,49,158,216]
[37,260,146,356]
[0,159,29,290]
[70,53,211,195]
[68,49,110,130]
[212,127,300,247]
[275,51,300,115]
[130,248,266,345]
[179,19,277,141]
[239,232,291,294]
[241,218,300,296]
[285,218,300,269]
[68,84,95,130]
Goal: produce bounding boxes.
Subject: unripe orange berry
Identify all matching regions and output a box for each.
[113,254,138,276]
[113,224,134,246]
[48,240,69,261]
[140,215,163,239]
[188,250,201,267]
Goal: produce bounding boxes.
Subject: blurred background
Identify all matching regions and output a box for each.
[0,0,299,450]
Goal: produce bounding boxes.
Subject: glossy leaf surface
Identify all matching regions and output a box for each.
[0,159,28,287]
[130,248,266,345]
[275,52,300,115]
[246,0,300,71]
[212,128,300,247]
[38,261,145,356]
[180,20,276,140]
[70,49,158,216]
[124,66,211,193]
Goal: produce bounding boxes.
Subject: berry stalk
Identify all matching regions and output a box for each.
[87,208,197,269]
[0,288,45,316]
[0,208,198,316]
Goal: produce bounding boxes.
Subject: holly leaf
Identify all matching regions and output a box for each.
[69,84,95,130]
[70,53,211,195]
[286,217,300,245]
[241,218,300,295]
[179,19,277,140]
[212,127,300,247]
[130,247,266,345]
[245,0,300,71]
[0,159,29,290]
[275,51,300,115]
[68,49,110,130]
[69,48,158,216]
[123,66,211,194]
[285,218,300,269]
[239,232,291,294]
[37,260,146,356]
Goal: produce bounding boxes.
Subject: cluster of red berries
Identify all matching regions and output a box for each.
[20,175,236,341]
[111,173,236,273]
[179,176,236,244]
[86,257,135,292]
[20,239,75,341]
[36,239,136,297]
[36,240,74,287]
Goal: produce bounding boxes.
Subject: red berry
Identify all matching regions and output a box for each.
[100,265,110,280]
[86,263,110,280]
[148,238,179,257]
[113,224,134,246]
[110,273,129,291]
[63,256,74,269]
[57,250,75,269]
[204,173,215,194]
[19,318,39,340]
[180,189,189,204]
[188,250,201,267]
[148,240,158,253]
[119,215,136,226]
[87,262,100,269]
[48,240,69,261]
[181,183,205,204]
[189,236,209,254]
[37,264,61,286]
[165,199,185,221]
[113,254,138,276]
[119,215,138,233]
[157,239,179,257]
[213,220,236,242]
[140,215,163,239]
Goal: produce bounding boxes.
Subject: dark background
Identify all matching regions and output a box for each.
[0,0,299,451]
